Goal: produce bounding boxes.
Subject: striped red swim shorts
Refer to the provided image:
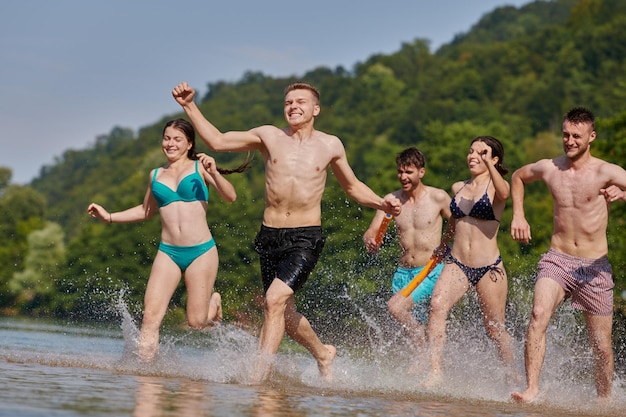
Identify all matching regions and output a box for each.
[536,249,614,316]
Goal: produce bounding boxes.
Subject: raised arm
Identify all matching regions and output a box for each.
[197,153,237,203]
[172,82,263,153]
[476,140,510,201]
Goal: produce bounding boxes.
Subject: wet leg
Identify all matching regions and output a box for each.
[253,279,291,383]
[584,312,614,399]
[388,292,426,349]
[424,266,468,387]
[138,252,182,361]
[511,278,564,403]
[283,296,336,380]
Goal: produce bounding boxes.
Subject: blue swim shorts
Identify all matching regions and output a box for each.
[391,262,444,322]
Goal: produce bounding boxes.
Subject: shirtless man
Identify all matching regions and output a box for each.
[172,81,401,382]
[510,107,626,402]
[363,147,451,349]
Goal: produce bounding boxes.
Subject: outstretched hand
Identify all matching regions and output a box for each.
[172,82,196,107]
[382,195,402,216]
[87,203,109,223]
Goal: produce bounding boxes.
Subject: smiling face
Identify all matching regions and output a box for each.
[283,88,320,128]
[562,120,595,161]
[162,126,192,161]
[466,136,508,177]
[466,141,496,175]
[397,163,425,192]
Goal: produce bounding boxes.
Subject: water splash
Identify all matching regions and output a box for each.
[289,266,626,414]
[109,290,259,384]
[7,270,623,415]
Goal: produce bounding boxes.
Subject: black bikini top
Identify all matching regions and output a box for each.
[450,180,499,222]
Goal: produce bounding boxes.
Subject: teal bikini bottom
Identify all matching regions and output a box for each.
[158,238,215,272]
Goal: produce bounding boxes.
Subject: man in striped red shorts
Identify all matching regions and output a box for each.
[509,107,626,403]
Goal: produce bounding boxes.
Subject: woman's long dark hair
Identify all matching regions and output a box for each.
[163,118,252,174]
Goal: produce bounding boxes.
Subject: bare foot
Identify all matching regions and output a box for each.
[421,370,443,388]
[203,292,223,329]
[251,351,275,384]
[317,344,336,381]
[511,387,539,403]
[185,293,223,331]
[592,395,613,409]
[136,343,158,363]
[209,292,223,323]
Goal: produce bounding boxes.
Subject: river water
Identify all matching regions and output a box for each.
[1,294,625,416]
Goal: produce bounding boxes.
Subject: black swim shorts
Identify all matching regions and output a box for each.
[254,225,326,293]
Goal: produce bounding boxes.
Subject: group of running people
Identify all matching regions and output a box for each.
[88,81,626,403]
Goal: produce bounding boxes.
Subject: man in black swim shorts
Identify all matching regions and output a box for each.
[255,225,326,293]
[173,81,401,383]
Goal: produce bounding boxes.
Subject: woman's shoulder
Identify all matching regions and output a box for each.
[450,179,467,194]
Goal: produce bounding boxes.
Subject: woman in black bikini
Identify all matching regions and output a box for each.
[424,136,516,386]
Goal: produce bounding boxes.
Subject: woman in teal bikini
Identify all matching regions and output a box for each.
[424,136,516,386]
[88,118,250,361]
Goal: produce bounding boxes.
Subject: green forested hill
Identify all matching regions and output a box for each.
[3,0,626,341]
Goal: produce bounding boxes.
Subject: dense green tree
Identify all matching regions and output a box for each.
[0,177,47,311]
[8,222,65,314]
[0,167,11,191]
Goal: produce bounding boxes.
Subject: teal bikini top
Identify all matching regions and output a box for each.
[151,160,209,208]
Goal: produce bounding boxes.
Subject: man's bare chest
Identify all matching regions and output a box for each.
[550,171,601,208]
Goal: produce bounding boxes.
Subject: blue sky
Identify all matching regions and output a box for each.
[0,0,530,184]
